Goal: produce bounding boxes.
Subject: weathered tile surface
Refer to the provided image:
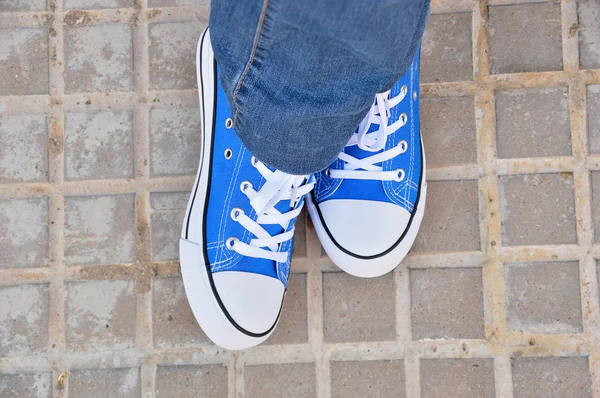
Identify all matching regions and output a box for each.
[0,115,48,183]
[150,107,202,176]
[64,194,135,265]
[245,363,316,398]
[499,173,577,246]
[0,373,51,398]
[593,171,600,243]
[411,268,484,340]
[505,261,583,334]
[0,198,49,269]
[330,360,405,398]
[0,28,49,96]
[421,13,473,83]
[421,96,477,166]
[66,280,136,352]
[150,192,188,261]
[496,87,572,159]
[265,273,308,345]
[588,85,600,154]
[65,110,134,180]
[155,365,228,398]
[420,359,495,398]
[412,180,480,253]
[149,22,206,90]
[323,272,395,343]
[0,284,49,357]
[488,2,563,74]
[152,277,211,347]
[69,368,141,398]
[64,24,134,93]
[578,0,600,70]
[512,357,592,398]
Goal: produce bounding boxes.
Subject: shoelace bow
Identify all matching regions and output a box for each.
[330,86,409,181]
[228,158,314,263]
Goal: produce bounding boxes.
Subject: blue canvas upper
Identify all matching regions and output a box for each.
[204,68,299,287]
[313,47,423,214]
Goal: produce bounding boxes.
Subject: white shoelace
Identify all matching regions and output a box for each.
[227,158,314,263]
[329,86,409,181]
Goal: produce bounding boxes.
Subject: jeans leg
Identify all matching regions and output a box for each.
[210,0,430,175]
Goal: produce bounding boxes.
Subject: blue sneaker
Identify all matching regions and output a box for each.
[180,29,314,350]
[307,48,426,278]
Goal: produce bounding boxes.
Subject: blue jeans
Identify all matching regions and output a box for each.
[210,0,430,175]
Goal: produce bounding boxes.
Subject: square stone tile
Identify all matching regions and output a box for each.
[149,22,206,90]
[156,365,228,398]
[505,261,582,334]
[0,373,51,398]
[588,85,600,154]
[64,24,133,93]
[149,0,209,6]
[411,268,484,339]
[150,192,188,261]
[64,194,135,265]
[411,180,480,253]
[0,284,49,357]
[152,277,211,348]
[420,359,495,398]
[421,13,473,83]
[66,280,136,352]
[421,96,477,166]
[0,0,46,11]
[593,172,600,243]
[69,368,140,398]
[331,360,405,398]
[0,27,49,96]
[0,115,48,183]
[323,272,395,343]
[265,273,308,345]
[65,0,132,9]
[150,107,202,176]
[499,173,577,246]
[496,87,572,159]
[488,3,562,74]
[0,198,49,269]
[245,363,315,398]
[65,110,134,180]
[512,357,592,398]
[578,0,600,70]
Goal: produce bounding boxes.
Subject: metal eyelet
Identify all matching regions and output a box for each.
[399,140,408,153]
[325,169,331,178]
[401,85,408,96]
[413,90,418,101]
[225,118,233,129]
[400,113,408,124]
[226,237,239,250]
[240,181,253,193]
[224,148,233,159]
[395,169,405,182]
[230,207,244,221]
[250,156,259,166]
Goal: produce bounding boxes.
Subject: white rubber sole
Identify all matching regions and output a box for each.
[307,152,427,278]
[179,28,275,351]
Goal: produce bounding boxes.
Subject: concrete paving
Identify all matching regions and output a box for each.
[0,0,599,396]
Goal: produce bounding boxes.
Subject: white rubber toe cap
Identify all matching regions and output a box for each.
[318,199,411,257]
[212,271,285,335]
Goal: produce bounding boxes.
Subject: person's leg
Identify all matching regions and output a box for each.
[210,0,430,175]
